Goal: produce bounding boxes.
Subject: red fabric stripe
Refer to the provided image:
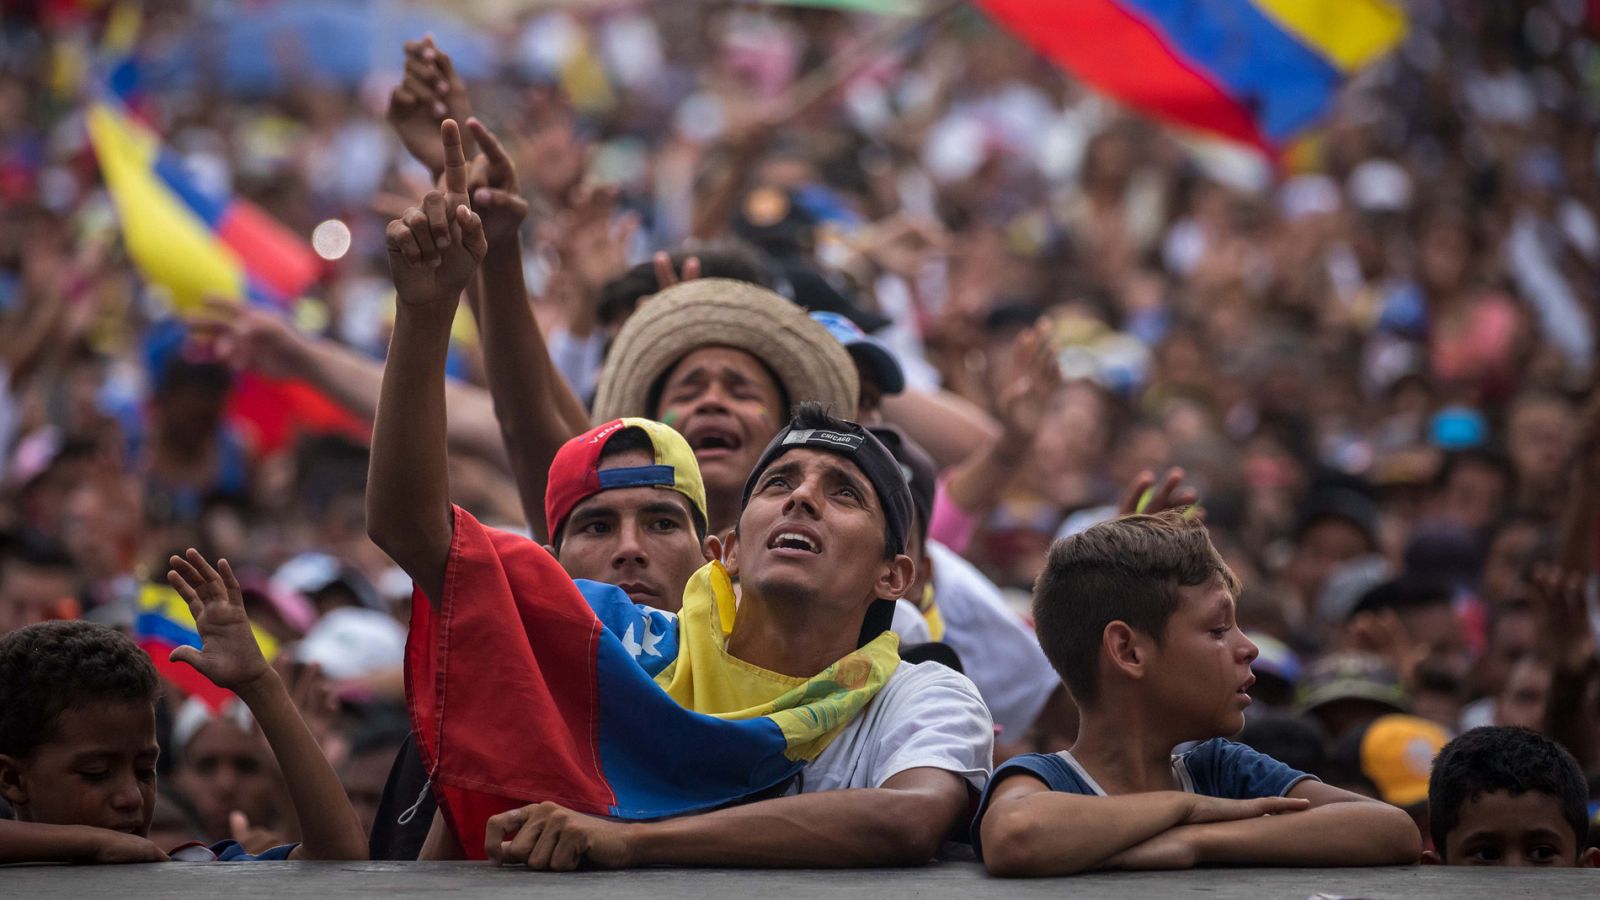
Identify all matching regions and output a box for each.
[226,373,368,456]
[407,508,616,858]
[976,0,1266,148]
[139,639,236,712]
[216,203,323,301]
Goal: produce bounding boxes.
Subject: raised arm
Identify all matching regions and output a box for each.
[979,774,1308,877]
[165,549,365,860]
[939,321,1059,546]
[485,768,969,870]
[199,298,511,473]
[366,120,487,602]
[464,117,586,538]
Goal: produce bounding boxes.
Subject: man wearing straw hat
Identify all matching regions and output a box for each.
[588,277,860,536]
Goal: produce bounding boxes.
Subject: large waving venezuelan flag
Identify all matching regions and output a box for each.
[407,506,901,858]
[975,0,1407,150]
[85,103,320,310]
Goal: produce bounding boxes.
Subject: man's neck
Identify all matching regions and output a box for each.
[725,589,863,679]
[1068,699,1186,795]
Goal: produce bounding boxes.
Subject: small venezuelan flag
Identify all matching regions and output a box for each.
[85,103,321,311]
[134,583,280,712]
[976,0,1407,151]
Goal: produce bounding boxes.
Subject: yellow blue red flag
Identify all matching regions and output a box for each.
[86,103,320,311]
[976,0,1407,151]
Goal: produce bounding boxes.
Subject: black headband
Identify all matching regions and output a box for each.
[741,420,915,558]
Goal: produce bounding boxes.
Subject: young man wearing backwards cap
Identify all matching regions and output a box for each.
[369,138,991,868]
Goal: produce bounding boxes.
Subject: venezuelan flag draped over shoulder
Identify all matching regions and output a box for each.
[85,103,320,310]
[974,0,1407,150]
[407,506,900,858]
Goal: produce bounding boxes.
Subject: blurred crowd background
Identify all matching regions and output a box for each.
[3,0,1600,849]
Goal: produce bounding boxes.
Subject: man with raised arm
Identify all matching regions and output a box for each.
[367,121,991,870]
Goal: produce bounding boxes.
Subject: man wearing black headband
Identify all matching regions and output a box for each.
[471,403,993,869]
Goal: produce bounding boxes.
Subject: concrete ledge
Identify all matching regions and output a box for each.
[4,861,1597,898]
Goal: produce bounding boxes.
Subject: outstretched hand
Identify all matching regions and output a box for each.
[166,549,270,695]
[1531,564,1597,677]
[386,120,488,308]
[189,297,307,380]
[1117,467,1201,519]
[388,35,473,177]
[995,319,1061,447]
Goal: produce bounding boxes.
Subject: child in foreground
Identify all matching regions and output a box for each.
[974,513,1419,876]
[0,550,366,863]
[1426,726,1598,867]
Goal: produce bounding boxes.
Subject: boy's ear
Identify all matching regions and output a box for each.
[542,543,558,558]
[703,532,724,564]
[1420,849,1443,865]
[875,554,915,602]
[0,753,28,807]
[721,529,741,577]
[1580,846,1600,868]
[1103,620,1148,682]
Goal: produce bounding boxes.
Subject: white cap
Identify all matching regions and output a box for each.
[296,607,407,681]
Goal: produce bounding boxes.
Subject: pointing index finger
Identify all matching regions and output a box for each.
[441,119,468,201]
[467,117,511,170]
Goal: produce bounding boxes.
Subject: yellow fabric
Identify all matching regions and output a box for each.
[138,583,280,662]
[87,105,245,311]
[1250,0,1408,73]
[918,583,945,643]
[654,562,900,762]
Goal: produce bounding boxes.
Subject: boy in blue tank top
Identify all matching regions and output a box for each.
[973,512,1420,876]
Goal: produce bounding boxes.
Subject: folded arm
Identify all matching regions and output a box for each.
[1105,780,1419,871]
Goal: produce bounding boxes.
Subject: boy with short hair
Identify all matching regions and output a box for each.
[1426,726,1599,867]
[975,513,1419,876]
[0,550,366,863]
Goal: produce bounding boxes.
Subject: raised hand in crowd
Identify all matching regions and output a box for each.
[166,549,367,860]
[464,117,530,247]
[385,120,488,311]
[1530,564,1598,769]
[558,184,640,337]
[388,36,474,179]
[1116,467,1200,519]
[520,86,587,210]
[941,318,1062,543]
[652,251,701,292]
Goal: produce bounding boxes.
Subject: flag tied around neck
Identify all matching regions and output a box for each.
[974,0,1407,151]
[407,506,901,858]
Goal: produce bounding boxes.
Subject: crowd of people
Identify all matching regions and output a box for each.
[2,0,1599,875]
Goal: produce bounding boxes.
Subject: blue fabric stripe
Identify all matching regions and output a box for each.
[152,152,230,227]
[577,579,680,678]
[596,465,676,490]
[1117,0,1343,143]
[593,632,802,819]
[134,613,201,649]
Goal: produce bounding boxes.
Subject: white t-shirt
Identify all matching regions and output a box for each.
[794,660,993,795]
[928,540,1061,737]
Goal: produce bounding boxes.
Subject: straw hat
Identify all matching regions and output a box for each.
[590,278,859,425]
